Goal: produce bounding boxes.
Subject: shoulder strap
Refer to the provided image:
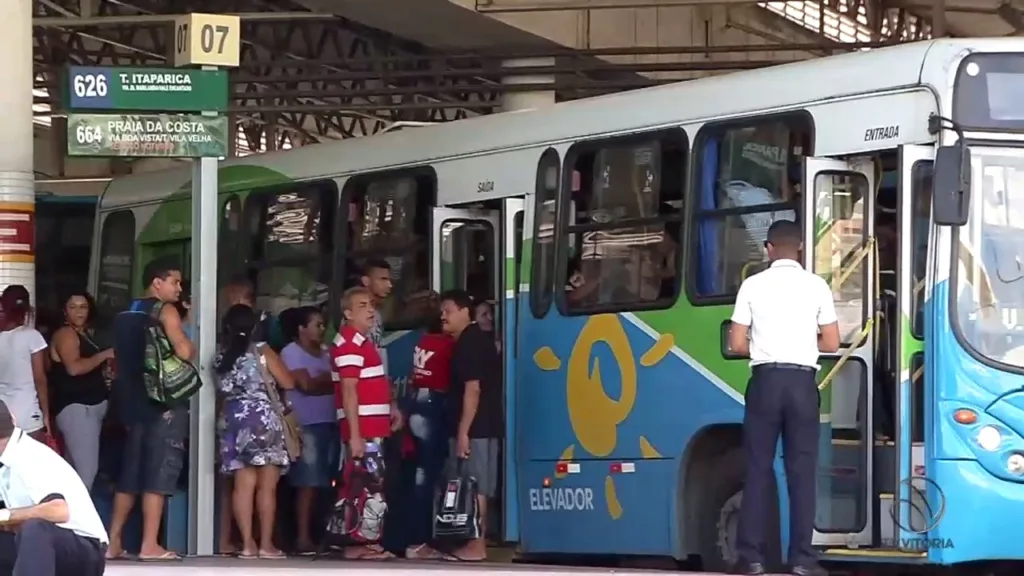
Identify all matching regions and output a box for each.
[148,300,164,320]
[251,343,272,382]
[252,343,286,408]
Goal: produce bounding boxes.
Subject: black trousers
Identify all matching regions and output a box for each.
[735,363,820,567]
[0,519,105,576]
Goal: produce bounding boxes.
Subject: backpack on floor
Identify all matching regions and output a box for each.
[323,445,388,549]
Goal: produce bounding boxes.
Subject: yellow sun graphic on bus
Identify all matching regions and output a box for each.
[533,315,673,520]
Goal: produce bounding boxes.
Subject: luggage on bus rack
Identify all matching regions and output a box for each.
[433,459,481,541]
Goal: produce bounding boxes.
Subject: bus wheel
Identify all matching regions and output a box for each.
[697,450,780,572]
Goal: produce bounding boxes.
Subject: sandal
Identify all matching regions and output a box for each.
[406,544,445,559]
[105,550,131,562]
[345,545,396,560]
[442,551,486,562]
[137,551,182,562]
[259,549,287,559]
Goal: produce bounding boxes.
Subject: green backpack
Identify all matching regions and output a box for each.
[138,300,201,406]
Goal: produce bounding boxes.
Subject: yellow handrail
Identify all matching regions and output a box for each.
[819,236,879,392]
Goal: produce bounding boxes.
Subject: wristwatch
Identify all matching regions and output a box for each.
[0,509,12,523]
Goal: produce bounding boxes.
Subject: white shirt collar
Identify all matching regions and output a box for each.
[0,428,25,467]
[770,259,802,269]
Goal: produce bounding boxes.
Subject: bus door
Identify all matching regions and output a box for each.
[501,198,525,542]
[803,157,876,548]
[892,145,933,549]
[429,207,503,536]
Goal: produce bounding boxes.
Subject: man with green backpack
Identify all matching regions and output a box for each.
[104,257,196,563]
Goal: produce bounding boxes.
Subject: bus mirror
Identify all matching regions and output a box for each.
[933,145,971,227]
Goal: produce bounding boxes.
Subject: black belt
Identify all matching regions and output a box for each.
[752,362,815,373]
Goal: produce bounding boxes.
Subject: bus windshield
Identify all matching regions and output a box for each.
[955,146,1024,368]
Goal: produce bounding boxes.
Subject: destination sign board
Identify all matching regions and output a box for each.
[64,66,229,112]
[66,113,228,158]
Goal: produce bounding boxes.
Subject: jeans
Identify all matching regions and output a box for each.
[405,389,449,547]
[288,422,341,488]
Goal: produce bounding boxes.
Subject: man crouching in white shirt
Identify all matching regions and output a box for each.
[0,401,107,576]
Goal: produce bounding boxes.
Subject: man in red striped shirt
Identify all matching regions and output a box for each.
[330,287,403,560]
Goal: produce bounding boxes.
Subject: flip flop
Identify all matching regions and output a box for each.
[236,550,259,560]
[105,550,132,562]
[137,551,182,562]
[406,544,445,560]
[344,546,396,561]
[259,550,287,559]
[442,552,485,562]
[364,545,395,557]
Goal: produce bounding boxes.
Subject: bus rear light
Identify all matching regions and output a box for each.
[609,462,635,474]
[953,409,978,424]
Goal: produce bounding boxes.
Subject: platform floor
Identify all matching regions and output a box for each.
[101,557,705,575]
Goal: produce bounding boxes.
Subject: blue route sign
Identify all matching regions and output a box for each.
[64,66,228,112]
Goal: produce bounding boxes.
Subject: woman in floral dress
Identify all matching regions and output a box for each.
[215,304,296,560]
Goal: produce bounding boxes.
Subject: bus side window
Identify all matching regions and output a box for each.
[95,210,136,333]
[690,114,813,299]
[341,171,436,330]
[557,129,686,315]
[242,184,337,336]
[530,149,559,318]
[910,161,933,339]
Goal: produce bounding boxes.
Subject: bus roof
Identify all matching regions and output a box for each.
[99,38,1022,210]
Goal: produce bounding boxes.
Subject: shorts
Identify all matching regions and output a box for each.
[288,422,341,488]
[116,407,189,496]
[447,438,499,498]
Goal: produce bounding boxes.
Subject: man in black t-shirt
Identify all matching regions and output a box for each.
[440,289,502,562]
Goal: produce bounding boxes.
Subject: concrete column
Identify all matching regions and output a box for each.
[0,0,36,301]
[500,57,556,113]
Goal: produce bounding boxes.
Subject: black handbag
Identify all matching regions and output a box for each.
[432,459,481,541]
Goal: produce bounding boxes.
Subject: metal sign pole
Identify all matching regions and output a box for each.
[188,139,218,557]
[173,13,241,557]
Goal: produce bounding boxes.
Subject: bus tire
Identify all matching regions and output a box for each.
[697,449,781,573]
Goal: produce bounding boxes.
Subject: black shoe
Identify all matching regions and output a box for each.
[732,561,767,575]
[791,563,827,576]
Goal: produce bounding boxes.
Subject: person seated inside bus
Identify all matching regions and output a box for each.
[565,253,600,307]
[565,228,677,309]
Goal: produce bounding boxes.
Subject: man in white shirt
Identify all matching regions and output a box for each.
[0,401,107,576]
[728,220,840,576]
